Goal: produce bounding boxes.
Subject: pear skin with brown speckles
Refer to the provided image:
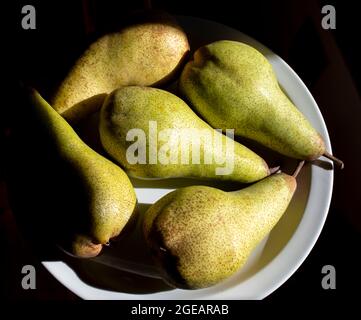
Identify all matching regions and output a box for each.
[99,86,270,183]
[52,12,189,123]
[143,172,296,289]
[179,40,325,160]
[29,89,137,257]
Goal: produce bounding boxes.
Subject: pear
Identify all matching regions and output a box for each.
[28,88,137,257]
[143,162,304,289]
[179,40,343,168]
[52,11,189,123]
[99,86,271,183]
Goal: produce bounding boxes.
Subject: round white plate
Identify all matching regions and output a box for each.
[42,16,333,300]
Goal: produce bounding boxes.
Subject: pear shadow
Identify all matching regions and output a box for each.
[63,257,173,294]
[63,93,107,124]
[62,202,173,294]
[75,110,105,154]
[311,159,333,170]
[232,134,292,172]
[130,176,246,192]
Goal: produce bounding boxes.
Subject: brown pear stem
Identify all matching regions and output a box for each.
[269,166,280,174]
[292,161,305,178]
[323,151,344,169]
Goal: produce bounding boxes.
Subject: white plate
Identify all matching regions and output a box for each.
[42,16,333,300]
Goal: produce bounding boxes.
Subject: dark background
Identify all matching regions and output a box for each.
[1,0,360,302]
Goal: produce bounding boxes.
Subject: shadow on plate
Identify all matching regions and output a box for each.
[62,203,173,294]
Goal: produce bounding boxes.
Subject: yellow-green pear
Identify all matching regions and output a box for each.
[179,40,343,168]
[29,88,137,257]
[99,86,271,183]
[143,167,300,289]
[52,11,190,122]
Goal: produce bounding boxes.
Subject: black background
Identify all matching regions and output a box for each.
[1,0,360,305]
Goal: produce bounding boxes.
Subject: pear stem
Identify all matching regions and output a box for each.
[292,161,305,178]
[269,166,280,175]
[323,151,344,169]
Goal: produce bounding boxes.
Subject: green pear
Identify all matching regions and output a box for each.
[143,167,300,289]
[29,89,137,257]
[99,86,270,183]
[179,40,343,167]
[52,11,190,123]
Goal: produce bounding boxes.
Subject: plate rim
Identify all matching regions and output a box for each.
[42,16,334,300]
